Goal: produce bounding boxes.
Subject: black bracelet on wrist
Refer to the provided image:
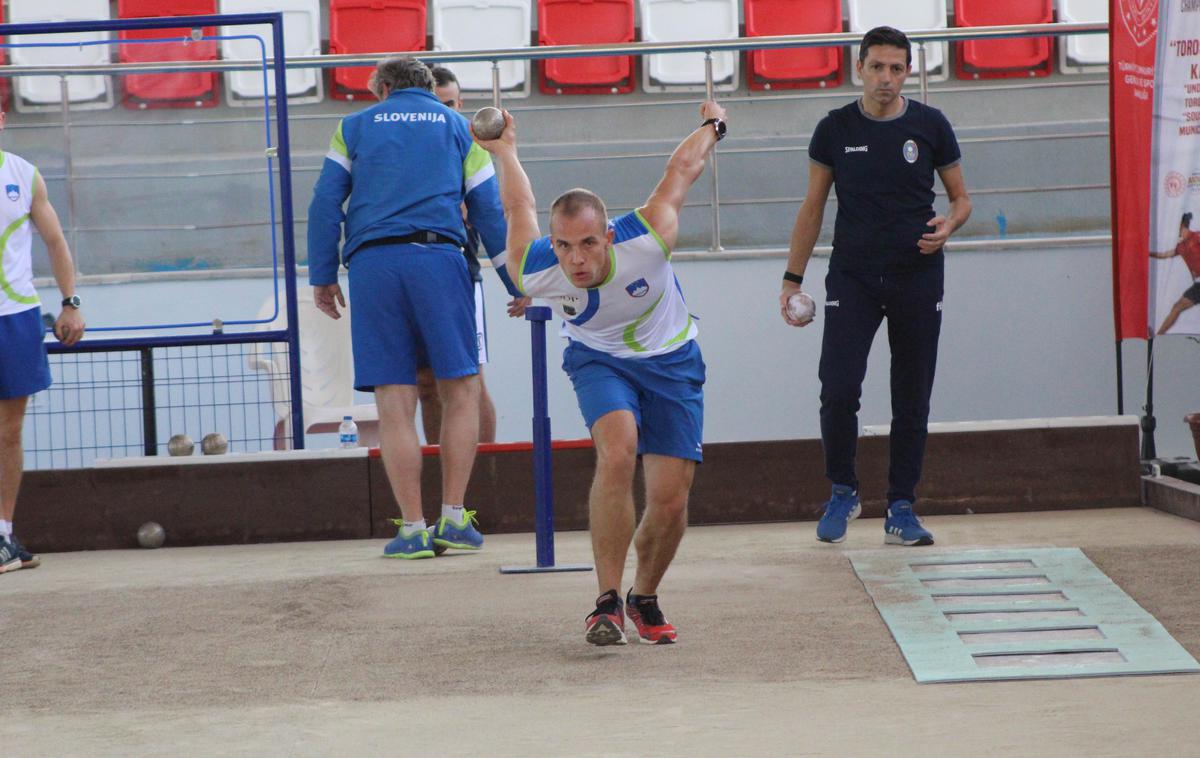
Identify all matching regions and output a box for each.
[782,271,804,285]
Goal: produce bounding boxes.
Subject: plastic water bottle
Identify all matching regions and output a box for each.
[339,415,358,449]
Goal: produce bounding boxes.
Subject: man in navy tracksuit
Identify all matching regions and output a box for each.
[308,57,520,559]
[780,26,972,546]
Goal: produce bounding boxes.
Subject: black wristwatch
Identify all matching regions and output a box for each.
[702,117,726,142]
[61,295,81,309]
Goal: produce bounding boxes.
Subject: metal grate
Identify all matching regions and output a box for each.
[850,547,1200,683]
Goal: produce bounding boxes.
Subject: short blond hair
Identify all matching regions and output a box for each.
[550,188,608,227]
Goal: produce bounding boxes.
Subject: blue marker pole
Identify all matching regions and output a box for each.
[499,306,591,575]
[528,306,556,566]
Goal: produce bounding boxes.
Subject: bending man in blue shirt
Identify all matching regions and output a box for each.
[308,56,518,559]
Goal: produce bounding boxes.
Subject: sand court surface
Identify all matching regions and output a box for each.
[3,507,1199,756]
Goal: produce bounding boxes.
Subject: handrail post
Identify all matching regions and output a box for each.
[60,76,80,270]
[918,43,929,103]
[704,52,723,253]
[491,61,501,108]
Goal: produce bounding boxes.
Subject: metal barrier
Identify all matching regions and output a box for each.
[1,19,1109,266]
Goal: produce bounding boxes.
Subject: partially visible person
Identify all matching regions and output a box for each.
[416,65,530,445]
[1151,212,1200,335]
[476,100,727,646]
[307,57,516,559]
[0,107,86,574]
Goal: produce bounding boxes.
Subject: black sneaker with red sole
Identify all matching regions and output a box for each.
[625,590,677,644]
[585,589,627,646]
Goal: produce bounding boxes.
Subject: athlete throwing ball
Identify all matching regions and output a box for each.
[474,101,728,646]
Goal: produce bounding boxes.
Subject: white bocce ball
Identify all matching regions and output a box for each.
[787,292,816,323]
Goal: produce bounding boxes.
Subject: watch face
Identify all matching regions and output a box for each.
[64,295,81,308]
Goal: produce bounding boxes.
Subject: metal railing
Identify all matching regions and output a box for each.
[3,17,1110,271]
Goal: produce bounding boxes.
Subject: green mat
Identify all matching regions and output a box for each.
[848,547,1200,683]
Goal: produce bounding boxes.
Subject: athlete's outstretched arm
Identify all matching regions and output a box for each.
[639,100,727,251]
[473,110,540,289]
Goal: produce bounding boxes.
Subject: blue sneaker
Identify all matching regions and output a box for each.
[431,510,484,551]
[816,485,861,543]
[384,520,436,559]
[0,537,25,574]
[884,501,934,546]
[10,536,39,569]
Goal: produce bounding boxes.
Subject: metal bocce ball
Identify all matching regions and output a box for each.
[471,107,506,141]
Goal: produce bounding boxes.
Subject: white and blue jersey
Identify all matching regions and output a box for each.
[0,151,40,318]
[516,210,697,359]
[307,87,517,297]
[519,209,704,461]
[0,150,51,399]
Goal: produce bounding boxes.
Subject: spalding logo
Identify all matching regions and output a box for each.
[1120,0,1158,48]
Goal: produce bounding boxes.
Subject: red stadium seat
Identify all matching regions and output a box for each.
[537,0,635,95]
[118,0,219,108]
[746,0,843,91]
[954,0,1053,80]
[329,0,427,100]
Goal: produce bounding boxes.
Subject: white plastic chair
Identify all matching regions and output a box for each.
[8,0,114,112]
[219,0,323,105]
[847,0,948,85]
[249,287,380,449]
[1059,0,1108,73]
[431,0,531,96]
[638,0,739,92]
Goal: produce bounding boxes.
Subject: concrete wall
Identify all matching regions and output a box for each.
[33,241,1200,463]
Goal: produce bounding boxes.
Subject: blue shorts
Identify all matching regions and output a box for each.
[562,339,706,462]
[417,280,488,369]
[347,243,478,391]
[0,307,52,400]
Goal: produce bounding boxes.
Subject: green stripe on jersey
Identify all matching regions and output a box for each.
[622,292,664,353]
[463,142,492,181]
[330,121,348,158]
[634,208,670,260]
[0,213,38,305]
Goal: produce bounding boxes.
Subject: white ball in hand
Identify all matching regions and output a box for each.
[786,292,816,323]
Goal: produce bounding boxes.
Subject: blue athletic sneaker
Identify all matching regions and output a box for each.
[884,501,934,546]
[431,510,484,551]
[10,536,39,569]
[816,485,861,543]
[0,537,23,574]
[383,520,436,559]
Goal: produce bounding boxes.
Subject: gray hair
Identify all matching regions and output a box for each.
[368,56,433,98]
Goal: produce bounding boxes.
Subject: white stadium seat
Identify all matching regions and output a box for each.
[1059,0,1109,73]
[847,0,949,85]
[219,0,323,105]
[431,0,532,97]
[639,0,739,91]
[8,0,114,112]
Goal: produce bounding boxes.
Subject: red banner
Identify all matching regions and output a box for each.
[1111,0,1159,340]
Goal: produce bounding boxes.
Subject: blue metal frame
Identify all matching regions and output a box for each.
[500,307,592,575]
[4,13,305,449]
